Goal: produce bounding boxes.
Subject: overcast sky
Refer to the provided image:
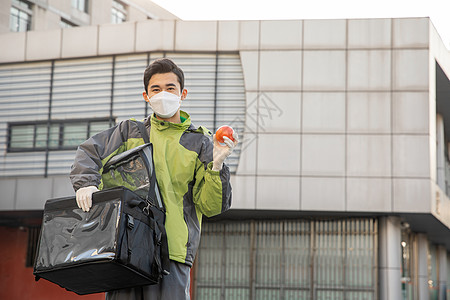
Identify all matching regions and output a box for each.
[152,0,450,49]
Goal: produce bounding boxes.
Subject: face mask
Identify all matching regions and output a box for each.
[148,91,181,119]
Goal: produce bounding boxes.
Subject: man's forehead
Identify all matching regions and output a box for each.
[149,72,180,87]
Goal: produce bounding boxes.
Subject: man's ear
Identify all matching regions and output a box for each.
[181,89,188,101]
[143,92,150,103]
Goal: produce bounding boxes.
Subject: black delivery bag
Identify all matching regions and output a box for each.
[33,142,170,295]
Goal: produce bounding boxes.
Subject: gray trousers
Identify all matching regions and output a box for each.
[105,260,191,300]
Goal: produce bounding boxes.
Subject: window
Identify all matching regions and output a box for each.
[111,0,127,24]
[7,118,112,152]
[195,218,378,299]
[71,0,88,13]
[10,0,32,32]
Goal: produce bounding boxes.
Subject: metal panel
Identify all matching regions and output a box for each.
[0,62,52,121]
[1,52,245,177]
[195,218,378,300]
[167,53,217,128]
[113,54,148,121]
[0,62,51,176]
[46,150,77,176]
[52,57,113,119]
[0,152,47,176]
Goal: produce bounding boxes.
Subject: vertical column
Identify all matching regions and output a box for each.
[438,246,448,300]
[417,233,430,300]
[379,216,402,300]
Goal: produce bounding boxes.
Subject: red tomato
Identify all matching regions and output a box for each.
[216,125,235,143]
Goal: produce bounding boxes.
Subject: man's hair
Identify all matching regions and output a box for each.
[143,58,185,94]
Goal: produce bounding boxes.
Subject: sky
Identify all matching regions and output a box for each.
[152,0,450,49]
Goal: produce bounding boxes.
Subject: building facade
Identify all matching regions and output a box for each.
[0,0,178,34]
[0,2,449,299]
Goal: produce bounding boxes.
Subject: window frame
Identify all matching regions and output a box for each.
[71,0,89,13]
[7,118,113,152]
[10,0,32,32]
[111,0,127,24]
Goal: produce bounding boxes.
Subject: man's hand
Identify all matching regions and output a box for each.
[76,186,99,212]
[212,131,239,171]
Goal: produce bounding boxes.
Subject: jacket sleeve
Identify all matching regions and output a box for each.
[69,120,143,191]
[192,136,232,217]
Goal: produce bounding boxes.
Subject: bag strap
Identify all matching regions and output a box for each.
[136,121,170,275]
[134,120,171,275]
[133,121,164,210]
[134,120,150,144]
[141,145,163,209]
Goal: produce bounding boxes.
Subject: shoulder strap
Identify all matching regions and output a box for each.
[134,120,150,144]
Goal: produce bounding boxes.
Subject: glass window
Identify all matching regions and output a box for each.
[35,124,48,148]
[8,119,112,152]
[71,0,88,13]
[48,124,60,148]
[196,218,378,300]
[401,228,415,300]
[428,243,438,300]
[89,121,110,136]
[63,122,88,147]
[10,0,32,32]
[10,124,34,149]
[111,0,126,24]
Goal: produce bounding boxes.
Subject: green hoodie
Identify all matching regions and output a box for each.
[70,111,232,266]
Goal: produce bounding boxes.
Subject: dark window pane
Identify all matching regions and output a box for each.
[89,121,110,136]
[10,125,34,148]
[35,125,48,148]
[48,124,60,148]
[63,123,87,147]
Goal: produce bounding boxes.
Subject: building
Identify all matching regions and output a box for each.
[0,2,449,300]
[0,0,178,34]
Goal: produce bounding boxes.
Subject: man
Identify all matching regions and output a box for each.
[70,58,237,299]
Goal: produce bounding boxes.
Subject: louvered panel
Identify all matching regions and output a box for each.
[196,222,225,290]
[52,57,113,119]
[284,220,311,289]
[0,123,7,153]
[167,53,217,130]
[1,52,246,177]
[46,150,77,176]
[346,218,376,288]
[216,55,245,173]
[196,218,377,300]
[225,222,251,287]
[0,62,51,177]
[113,54,148,120]
[315,220,345,287]
[0,152,46,176]
[0,62,51,121]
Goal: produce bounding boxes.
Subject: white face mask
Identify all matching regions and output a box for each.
[148,91,182,119]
